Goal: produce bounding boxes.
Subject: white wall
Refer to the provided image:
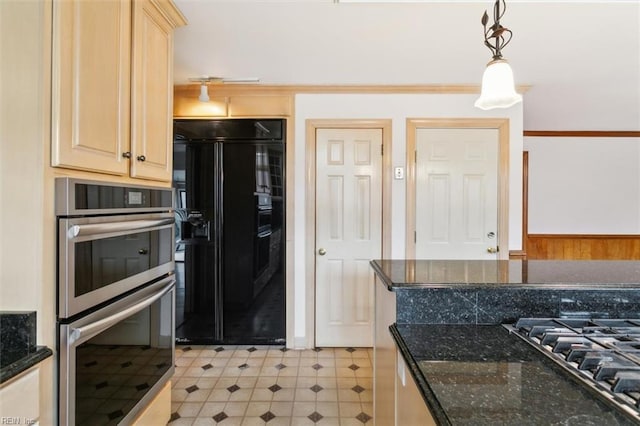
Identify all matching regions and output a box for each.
[1,2,56,425]
[525,137,640,234]
[0,0,46,339]
[292,93,523,343]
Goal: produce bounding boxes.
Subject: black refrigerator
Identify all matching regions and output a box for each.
[173,119,285,344]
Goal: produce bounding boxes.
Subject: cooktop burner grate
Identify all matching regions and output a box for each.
[504,318,640,420]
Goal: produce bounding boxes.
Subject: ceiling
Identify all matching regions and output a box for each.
[172,0,640,130]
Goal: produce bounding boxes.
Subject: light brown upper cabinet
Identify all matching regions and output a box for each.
[52,0,186,182]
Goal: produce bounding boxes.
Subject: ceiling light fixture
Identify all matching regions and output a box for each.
[474,0,522,110]
[198,83,210,102]
[190,76,260,103]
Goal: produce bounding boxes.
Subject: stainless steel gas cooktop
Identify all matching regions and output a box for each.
[504,318,640,422]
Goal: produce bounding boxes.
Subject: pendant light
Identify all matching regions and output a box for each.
[475,0,522,110]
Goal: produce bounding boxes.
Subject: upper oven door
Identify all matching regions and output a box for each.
[58,212,175,319]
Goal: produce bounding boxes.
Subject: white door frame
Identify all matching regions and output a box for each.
[305,119,392,348]
[405,118,510,259]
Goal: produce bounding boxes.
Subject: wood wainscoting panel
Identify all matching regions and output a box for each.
[527,235,640,260]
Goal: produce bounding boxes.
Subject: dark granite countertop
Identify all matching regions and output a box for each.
[391,323,639,426]
[0,346,53,384]
[371,259,640,290]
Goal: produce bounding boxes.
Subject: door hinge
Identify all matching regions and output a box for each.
[414,150,417,164]
[414,231,417,243]
[381,144,384,156]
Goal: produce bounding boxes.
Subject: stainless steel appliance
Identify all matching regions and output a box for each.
[56,178,176,425]
[505,318,640,422]
[173,119,285,344]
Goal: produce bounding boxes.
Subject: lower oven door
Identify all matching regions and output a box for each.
[58,276,175,426]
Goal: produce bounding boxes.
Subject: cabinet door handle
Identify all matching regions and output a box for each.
[137,155,146,162]
[122,151,131,158]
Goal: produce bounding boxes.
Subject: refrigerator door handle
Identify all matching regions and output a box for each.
[257,229,272,238]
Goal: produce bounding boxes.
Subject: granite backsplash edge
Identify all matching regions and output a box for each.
[0,311,53,384]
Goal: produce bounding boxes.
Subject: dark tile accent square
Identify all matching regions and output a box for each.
[268,384,282,393]
[84,360,97,367]
[108,410,124,421]
[352,385,365,393]
[247,347,257,352]
[169,412,180,422]
[310,384,323,393]
[260,411,276,422]
[356,412,372,423]
[136,383,150,391]
[346,347,356,353]
[141,345,151,351]
[275,363,287,370]
[227,384,240,393]
[156,362,168,369]
[186,385,199,393]
[313,347,322,352]
[308,411,324,422]
[202,363,213,370]
[120,361,132,368]
[182,346,192,352]
[212,412,228,422]
[239,363,249,370]
[95,381,108,390]
[214,346,225,352]
[280,347,289,352]
[312,363,323,370]
[349,364,360,371]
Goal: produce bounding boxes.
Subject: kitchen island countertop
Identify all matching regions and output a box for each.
[391,323,638,426]
[371,259,640,290]
[372,259,640,425]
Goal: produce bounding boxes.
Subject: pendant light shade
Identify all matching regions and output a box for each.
[198,84,210,102]
[475,0,522,110]
[475,59,522,110]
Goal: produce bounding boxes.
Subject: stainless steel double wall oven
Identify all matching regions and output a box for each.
[56,178,176,425]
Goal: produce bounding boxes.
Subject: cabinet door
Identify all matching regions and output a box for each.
[374,277,396,425]
[396,354,437,426]
[130,0,174,182]
[0,367,40,424]
[52,0,131,175]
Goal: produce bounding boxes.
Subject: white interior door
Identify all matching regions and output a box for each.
[315,128,382,347]
[415,128,499,259]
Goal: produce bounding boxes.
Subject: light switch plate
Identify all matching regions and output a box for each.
[394,167,404,179]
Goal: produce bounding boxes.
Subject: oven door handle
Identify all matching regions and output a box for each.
[67,218,175,239]
[68,279,175,344]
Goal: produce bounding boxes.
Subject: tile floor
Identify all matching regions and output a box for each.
[169,346,374,426]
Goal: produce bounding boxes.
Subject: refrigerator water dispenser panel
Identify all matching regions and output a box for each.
[179,211,211,242]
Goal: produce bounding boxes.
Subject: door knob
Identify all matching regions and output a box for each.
[139,248,148,255]
[137,155,146,162]
[318,248,326,256]
[122,151,131,159]
[487,247,499,254]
